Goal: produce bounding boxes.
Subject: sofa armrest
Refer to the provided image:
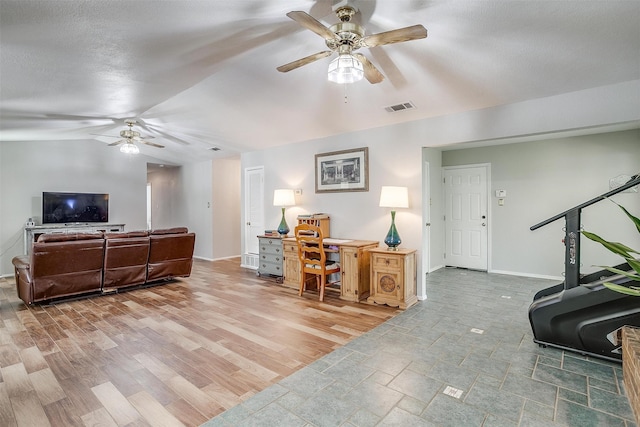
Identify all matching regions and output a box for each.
[12,255,33,304]
[12,255,30,270]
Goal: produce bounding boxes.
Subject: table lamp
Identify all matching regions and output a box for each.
[379,186,409,250]
[273,189,296,236]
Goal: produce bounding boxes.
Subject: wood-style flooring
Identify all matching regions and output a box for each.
[0,258,397,426]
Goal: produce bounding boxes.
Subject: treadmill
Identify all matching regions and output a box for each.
[528,174,640,362]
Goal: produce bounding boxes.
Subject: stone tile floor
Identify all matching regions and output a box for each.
[203,268,636,426]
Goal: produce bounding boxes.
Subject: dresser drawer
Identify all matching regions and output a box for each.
[259,261,282,276]
[260,252,282,263]
[371,253,403,270]
[259,238,283,255]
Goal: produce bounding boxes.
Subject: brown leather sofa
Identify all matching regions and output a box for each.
[12,228,196,305]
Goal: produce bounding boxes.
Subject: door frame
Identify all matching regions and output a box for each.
[242,166,264,268]
[420,160,430,300]
[442,163,492,271]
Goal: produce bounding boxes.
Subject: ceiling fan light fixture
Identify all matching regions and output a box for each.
[327,53,364,84]
[120,142,139,154]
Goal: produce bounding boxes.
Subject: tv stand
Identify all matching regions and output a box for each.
[24,223,125,255]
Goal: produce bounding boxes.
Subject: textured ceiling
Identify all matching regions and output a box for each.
[1,0,639,164]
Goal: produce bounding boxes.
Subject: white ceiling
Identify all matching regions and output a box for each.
[1,0,639,164]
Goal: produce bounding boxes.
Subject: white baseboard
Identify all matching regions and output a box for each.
[194,255,241,262]
[488,269,562,281]
[428,264,445,273]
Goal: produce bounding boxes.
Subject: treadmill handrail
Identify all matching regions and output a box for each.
[530,174,640,231]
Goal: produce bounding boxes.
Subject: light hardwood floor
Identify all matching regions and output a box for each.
[0,258,397,426]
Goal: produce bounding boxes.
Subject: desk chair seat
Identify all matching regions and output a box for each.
[295,223,340,302]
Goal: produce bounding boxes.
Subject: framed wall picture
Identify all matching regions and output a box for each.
[315,147,369,193]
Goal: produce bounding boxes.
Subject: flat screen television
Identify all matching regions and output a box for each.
[42,192,109,224]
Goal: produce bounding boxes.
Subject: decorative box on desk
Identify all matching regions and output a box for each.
[257,235,284,282]
[297,214,330,237]
[368,248,417,309]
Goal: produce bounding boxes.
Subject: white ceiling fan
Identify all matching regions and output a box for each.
[277,2,427,84]
[98,119,165,154]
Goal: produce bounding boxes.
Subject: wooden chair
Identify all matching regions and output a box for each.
[294,223,340,302]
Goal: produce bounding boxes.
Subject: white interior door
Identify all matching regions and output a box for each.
[444,165,488,270]
[244,167,264,255]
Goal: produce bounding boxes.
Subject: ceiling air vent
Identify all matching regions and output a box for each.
[384,101,416,113]
[209,147,221,151]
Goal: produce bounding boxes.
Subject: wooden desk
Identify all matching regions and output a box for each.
[282,238,379,302]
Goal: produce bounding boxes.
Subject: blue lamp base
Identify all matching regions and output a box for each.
[384,210,401,250]
[277,207,290,236]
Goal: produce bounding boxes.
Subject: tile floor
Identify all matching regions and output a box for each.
[203,268,636,426]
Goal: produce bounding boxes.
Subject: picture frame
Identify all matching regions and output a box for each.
[315,147,369,193]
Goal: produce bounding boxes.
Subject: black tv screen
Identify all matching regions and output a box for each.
[42,192,109,224]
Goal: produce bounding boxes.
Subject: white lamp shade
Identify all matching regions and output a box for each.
[379,186,409,208]
[273,189,295,207]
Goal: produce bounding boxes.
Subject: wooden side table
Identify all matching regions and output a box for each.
[368,248,417,309]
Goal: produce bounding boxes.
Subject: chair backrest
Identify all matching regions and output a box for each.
[295,223,328,272]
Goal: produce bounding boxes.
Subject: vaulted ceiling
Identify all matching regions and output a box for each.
[1,0,639,164]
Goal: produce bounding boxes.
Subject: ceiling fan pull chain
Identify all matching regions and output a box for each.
[344,83,349,104]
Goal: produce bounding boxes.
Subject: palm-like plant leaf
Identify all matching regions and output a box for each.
[613,201,640,233]
[596,265,640,281]
[603,283,640,296]
[582,200,640,296]
[581,231,638,258]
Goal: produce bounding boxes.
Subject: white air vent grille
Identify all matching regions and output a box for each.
[242,254,259,269]
[385,101,416,113]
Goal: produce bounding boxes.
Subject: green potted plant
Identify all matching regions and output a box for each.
[582,200,640,296]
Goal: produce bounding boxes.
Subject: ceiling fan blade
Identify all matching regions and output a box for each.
[286,11,336,41]
[107,140,125,146]
[141,140,165,148]
[91,133,120,138]
[143,123,191,145]
[353,54,384,84]
[360,24,427,48]
[277,50,333,73]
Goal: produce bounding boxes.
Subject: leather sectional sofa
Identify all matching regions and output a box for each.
[12,227,195,305]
